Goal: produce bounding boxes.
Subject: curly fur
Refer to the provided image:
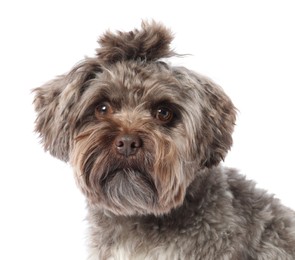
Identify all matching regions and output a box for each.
[96,21,176,63]
[33,22,295,259]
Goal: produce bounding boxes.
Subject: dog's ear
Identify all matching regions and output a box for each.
[199,78,236,167]
[195,75,236,167]
[33,58,101,162]
[173,69,236,168]
[96,20,176,63]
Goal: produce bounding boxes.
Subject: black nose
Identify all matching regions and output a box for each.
[114,134,142,157]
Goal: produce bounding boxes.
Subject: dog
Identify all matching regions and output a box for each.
[33,21,295,259]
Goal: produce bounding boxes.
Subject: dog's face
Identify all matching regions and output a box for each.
[34,22,236,216]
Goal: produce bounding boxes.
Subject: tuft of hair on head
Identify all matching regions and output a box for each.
[96,21,176,63]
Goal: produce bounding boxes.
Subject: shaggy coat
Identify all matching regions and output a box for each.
[33,22,295,259]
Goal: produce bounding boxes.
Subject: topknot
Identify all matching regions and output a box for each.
[96,21,175,63]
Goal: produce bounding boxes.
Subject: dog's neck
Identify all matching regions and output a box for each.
[85,166,236,259]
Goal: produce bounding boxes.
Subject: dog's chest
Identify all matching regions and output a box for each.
[107,220,185,260]
[109,242,180,260]
[89,214,193,260]
[88,231,183,260]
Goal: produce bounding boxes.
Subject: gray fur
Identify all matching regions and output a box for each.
[33,22,295,259]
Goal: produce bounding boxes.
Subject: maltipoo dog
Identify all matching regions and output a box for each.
[33,22,295,259]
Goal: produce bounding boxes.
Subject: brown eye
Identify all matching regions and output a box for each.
[156,107,174,122]
[95,102,113,117]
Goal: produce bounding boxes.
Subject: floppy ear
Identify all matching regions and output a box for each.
[195,76,236,168]
[173,68,236,168]
[33,58,101,162]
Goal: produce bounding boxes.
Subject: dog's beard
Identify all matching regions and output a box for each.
[101,168,157,214]
[83,157,158,215]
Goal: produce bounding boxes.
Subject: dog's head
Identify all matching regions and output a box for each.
[33,22,236,216]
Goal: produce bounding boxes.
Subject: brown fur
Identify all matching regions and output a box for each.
[97,21,176,63]
[33,22,295,259]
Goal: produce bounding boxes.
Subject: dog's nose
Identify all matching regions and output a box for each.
[114,134,142,157]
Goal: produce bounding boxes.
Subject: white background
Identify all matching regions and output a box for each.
[0,1,294,259]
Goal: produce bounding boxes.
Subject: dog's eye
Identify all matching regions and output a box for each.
[156,107,174,123]
[95,102,113,117]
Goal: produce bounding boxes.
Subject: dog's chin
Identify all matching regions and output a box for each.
[100,168,158,216]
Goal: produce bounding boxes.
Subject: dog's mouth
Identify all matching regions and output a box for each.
[100,167,156,193]
[101,168,140,182]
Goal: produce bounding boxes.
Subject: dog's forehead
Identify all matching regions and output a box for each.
[93,62,187,107]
